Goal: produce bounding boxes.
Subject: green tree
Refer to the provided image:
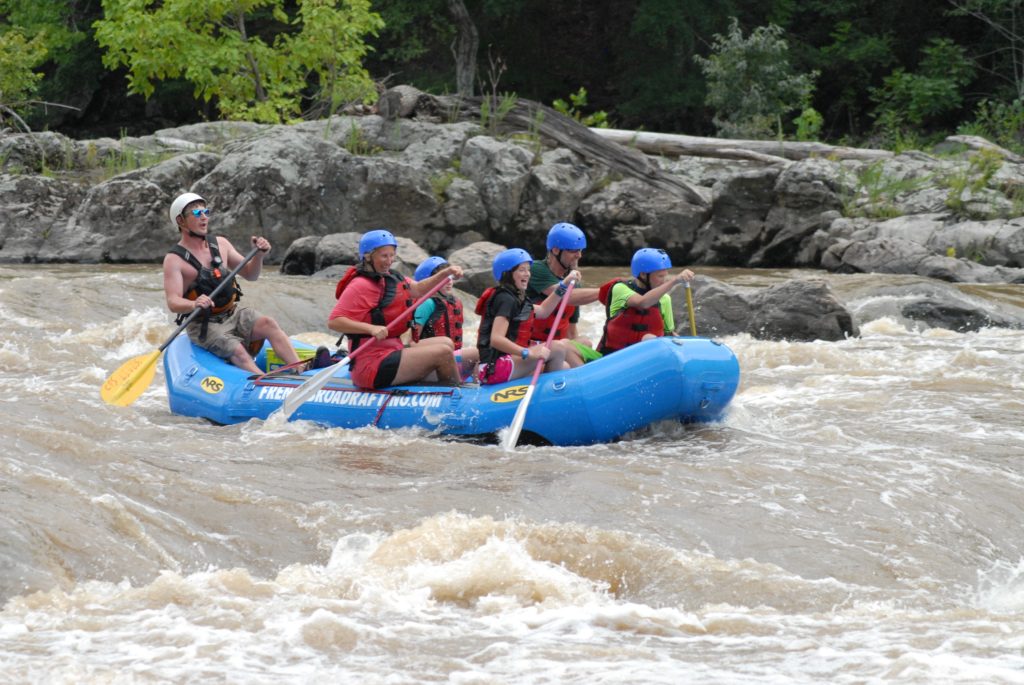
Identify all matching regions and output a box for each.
[1,0,90,130]
[93,0,384,124]
[695,18,818,138]
[0,27,48,130]
[870,37,974,136]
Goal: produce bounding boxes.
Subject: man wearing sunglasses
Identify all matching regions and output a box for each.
[525,222,602,367]
[162,192,299,374]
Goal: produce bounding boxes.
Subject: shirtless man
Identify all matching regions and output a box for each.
[162,192,298,374]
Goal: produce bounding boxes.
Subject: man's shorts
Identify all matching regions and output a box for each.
[187,306,260,359]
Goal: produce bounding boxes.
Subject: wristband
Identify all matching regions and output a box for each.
[521,348,530,360]
[554,281,567,297]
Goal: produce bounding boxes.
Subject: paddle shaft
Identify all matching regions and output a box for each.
[502,279,576,450]
[277,275,454,419]
[528,280,576,386]
[160,245,262,352]
[684,282,697,336]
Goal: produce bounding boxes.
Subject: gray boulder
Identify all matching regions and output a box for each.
[447,241,507,296]
[676,276,858,341]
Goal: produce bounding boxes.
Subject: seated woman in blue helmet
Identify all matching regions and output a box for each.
[474,248,580,385]
[411,255,480,380]
[328,230,463,389]
[596,248,695,355]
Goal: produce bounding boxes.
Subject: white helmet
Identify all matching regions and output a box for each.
[169,192,206,227]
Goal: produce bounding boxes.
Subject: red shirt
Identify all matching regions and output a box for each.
[329,273,408,388]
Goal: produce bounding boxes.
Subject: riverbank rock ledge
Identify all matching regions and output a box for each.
[3,88,1024,336]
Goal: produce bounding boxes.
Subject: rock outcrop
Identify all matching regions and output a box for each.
[4,87,1024,337]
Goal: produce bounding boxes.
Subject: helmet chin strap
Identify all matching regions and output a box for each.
[552,249,569,274]
[176,216,207,240]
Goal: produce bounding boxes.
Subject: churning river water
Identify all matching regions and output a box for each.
[1,263,1024,684]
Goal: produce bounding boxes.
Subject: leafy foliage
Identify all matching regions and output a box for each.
[870,38,974,133]
[93,0,384,123]
[695,18,818,138]
[840,161,931,219]
[958,98,1024,153]
[0,27,48,130]
[552,87,610,128]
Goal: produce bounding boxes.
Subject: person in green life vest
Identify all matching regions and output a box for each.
[525,222,602,367]
[411,256,480,381]
[596,248,695,355]
[162,192,300,374]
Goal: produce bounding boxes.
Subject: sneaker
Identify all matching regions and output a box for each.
[311,346,333,369]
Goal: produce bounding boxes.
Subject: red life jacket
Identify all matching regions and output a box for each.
[475,286,534,348]
[411,294,464,349]
[334,266,413,353]
[596,278,664,354]
[529,297,574,341]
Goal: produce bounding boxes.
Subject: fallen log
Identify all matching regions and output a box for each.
[591,128,894,162]
[385,88,710,207]
[943,134,1024,163]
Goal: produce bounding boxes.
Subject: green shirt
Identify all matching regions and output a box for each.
[527,260,580,323]
[608,282,674,332]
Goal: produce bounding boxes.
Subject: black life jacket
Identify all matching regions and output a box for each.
[169,236,243,339]
[475,284,534,364]
[596,278,665,354]
[334,266,413,352]
[412,293,464,349]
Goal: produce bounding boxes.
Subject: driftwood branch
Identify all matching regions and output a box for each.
[944,134,1024,163]
[591,128,894,162]
[409,93,709,206]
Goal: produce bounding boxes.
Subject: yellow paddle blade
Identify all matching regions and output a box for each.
[101,350,160,406]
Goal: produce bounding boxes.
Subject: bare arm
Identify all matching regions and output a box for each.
[162,254,206,314]
[411,264,462,297]
[538,282,598,306]
[625,270,695,309]
[533,270,580,319]
[221,236,269,281]
[490,316,549,361]
[327,315,388,341]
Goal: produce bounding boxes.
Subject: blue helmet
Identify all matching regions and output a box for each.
[358,229,398,260]
[414,256,448,281]
[546,222,587,251]
[631,248,672,277]
[492,248,533,282]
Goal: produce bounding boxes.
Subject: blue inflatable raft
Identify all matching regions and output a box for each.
[163,335,740,445]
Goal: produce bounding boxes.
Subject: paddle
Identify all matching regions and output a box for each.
[684,281,697,336]
[100,245,261,407]
[502,279,576,450]
[277,275,454,420]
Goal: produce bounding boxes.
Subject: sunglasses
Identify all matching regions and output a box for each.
[187,208,211,217]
